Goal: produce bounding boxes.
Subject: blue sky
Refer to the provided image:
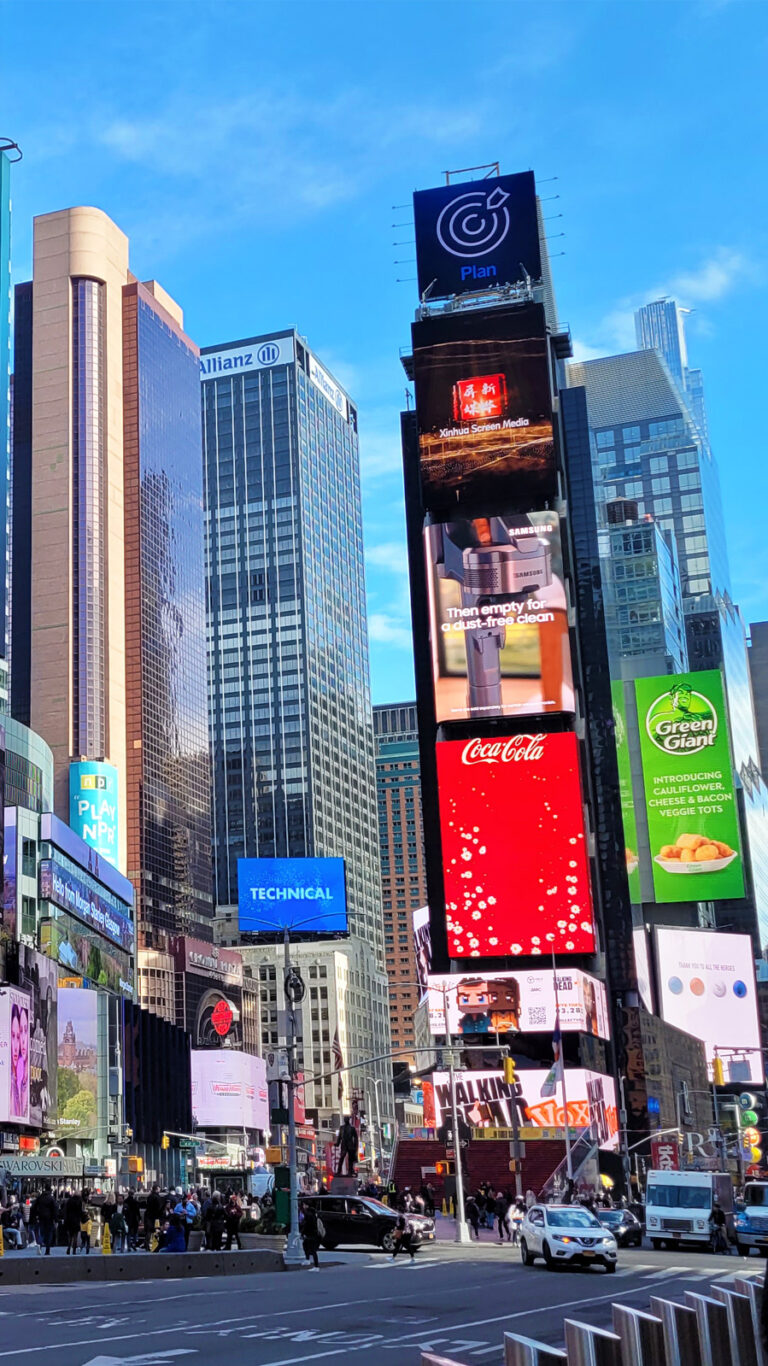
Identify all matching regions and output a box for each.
[2,0,767,704]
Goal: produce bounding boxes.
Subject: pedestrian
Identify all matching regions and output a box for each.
[0,1203,23,1249]
[144,1183,163,1251]
[80,1204,93,1255]
[35,1183,56,1256]
[174,1191,197,1249]
[110,1198,128,1254]
[124,1191,140,1251]
[301,1201,321,1271]
[208,1194,226,1252]
[465,1195,481,1240]
[510,1202,524,1246]
[225,1193,242,1250]
[159,1213,186,1252]
[495,1191,511,1243]
[391,1214,416,1264]
[710,1199,730,1254]
[63,1189,83,1255]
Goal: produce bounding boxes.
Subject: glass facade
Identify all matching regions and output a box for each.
[4,716,53,812]
[599,518,688,674]
[124,288,212,944]
[0,151,9,674]
[203,333,391,1106]
[71,278,107,758]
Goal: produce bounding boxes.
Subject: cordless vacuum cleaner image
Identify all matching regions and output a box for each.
[434,516,553,717]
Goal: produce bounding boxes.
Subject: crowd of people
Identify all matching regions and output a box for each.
[0,1183,265,1254]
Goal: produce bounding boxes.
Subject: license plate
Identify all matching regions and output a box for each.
[582,1250,595,1258]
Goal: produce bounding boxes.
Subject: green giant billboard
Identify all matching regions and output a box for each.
[634,670,744,903]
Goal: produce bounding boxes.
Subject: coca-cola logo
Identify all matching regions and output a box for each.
[461,734,545,765]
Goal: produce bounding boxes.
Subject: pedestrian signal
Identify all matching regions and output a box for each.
[435,1160,456,1176]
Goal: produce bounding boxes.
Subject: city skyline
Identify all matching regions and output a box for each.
[1,1,767,704]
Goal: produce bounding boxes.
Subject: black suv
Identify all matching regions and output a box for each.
[596,1208,643,1247]
[302,1195,435,1252]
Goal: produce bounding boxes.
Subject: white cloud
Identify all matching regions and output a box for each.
[367,612,413,650]
[366,541,409,575]
[664,249,757,304]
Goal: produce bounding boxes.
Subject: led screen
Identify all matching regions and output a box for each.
[425,512,573,723]
[413,303,555,511]
[427,967,609,1039]
[69,760,119,867]
[191,1050,269,1131]
[55,987,99,1140]
[427,1067,619,1149]
[238,858,348,937]
[413,171,541,300]
[0,986,31,1124]
[437,731,594,958]
[413,906,433,1000]
[15,946,58,1130]
[656,927,763,1084]
[634,671,744,903]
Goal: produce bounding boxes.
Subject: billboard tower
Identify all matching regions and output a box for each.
[401,168,634,1173]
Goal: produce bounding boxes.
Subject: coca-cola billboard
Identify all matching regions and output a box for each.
[436,730,594,958]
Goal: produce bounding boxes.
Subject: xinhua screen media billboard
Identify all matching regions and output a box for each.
[634,670,744,903]
[436,731,594,959]
[413,303,555,511]
[191,1050,269,1131]
[425,512,573,723]
[69,760,119,867]
[426,968,609,1040]
[427,1068,618,1149]
[238,857,348,937]
[656,927,763,1084]
[413,170,541,300]
[0,986,31,1124]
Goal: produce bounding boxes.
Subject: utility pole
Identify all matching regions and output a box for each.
[443,984,470,1245]
[283,930,305,1266]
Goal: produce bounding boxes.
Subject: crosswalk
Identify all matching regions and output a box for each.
[361,1255,763,1284]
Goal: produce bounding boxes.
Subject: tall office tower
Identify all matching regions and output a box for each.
[202,333,392,1121]
[635,299,709,449]
[0,146,13,708]
[11,208,213,988]
[373,703,427,1068]
[600,501,688,678]
[749,622,768,776]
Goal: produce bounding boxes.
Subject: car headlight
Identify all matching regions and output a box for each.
[553,1235,573,1243]
[695,1220,706,1230]
[648,1217,658,1228]
[735,1216,748,1229]
[602,1237,616,1247]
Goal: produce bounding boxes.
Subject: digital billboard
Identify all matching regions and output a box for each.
[427,1067,619,1149]
[55,987,99,1140]
[413,906,433,999]
[413,171,541,301]
[656,928,763,1084]
[611,681,641,903]
[191,1050,269,1131]
[634,671,744,903]
[2,807,17,944]
[0,986,31,1124]
[238,857,347,937]
[15,946,58,1129]
[437,731,594,959]
[39,858,134,955]
[426,968,609,1040]
[69,760,119,867]
[425,513,573,723]
[413,303,555,511]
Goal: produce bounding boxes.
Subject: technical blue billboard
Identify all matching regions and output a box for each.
[237,858,348,938]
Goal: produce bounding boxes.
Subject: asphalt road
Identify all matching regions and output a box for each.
[0,1245,760,1366]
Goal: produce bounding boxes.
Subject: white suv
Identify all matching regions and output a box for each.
[520,1204,618,1272]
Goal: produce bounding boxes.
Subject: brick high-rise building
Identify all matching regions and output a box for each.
[373,703,427,1067]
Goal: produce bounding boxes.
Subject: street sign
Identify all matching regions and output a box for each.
[518,1126,566,1141]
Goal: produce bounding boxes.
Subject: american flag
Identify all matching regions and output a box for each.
[540,1013,564,1098]
[332,1027,344,1101]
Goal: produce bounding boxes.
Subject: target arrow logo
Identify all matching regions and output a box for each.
[436,185,513,259]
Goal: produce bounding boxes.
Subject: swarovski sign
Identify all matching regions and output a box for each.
[200,336,295,379]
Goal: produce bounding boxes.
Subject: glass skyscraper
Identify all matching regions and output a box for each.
[202,333,392,1117]
[0,146,13,702]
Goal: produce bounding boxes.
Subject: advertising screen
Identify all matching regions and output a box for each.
[2,807,17,944]
[413,171,541,300]
[426,968,609,1040]
[425,513,573,723]
[635,671,744,903]
[0,986,31,1124]
[612,681,641,903]
[55,987,99,1140]
[40,859,135,955]
[238,858,347,937]
[191,1050,269,1131]
[69,760,119,867]
[633,926,654,1014]
[656,928,763,1084]
[413,303,555,511]
[15,946,58,1129]
[428,1067,618,1149]
[437,731,594,959]
[413,906,433,999]
[41,905,133,997]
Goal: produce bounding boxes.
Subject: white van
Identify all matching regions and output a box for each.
[645,1169,733,1249]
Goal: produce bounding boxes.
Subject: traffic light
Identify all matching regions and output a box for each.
[712,1056,725,1087]
[435,1160,456,1176]
[161,1133,170,1150]
[503,1056,517,1085]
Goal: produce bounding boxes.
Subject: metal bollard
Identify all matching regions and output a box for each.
[564,1319,622,1366]
[649,1295,703,1366]
[733,1278,768,1366]
[421,1355,470,1366]
[504,1332,567,1366]
[684,1292,732,1366]
[611,1305,665,1366]
[708,1287,759,1366]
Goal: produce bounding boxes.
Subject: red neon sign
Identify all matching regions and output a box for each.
[452,373,507,423]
